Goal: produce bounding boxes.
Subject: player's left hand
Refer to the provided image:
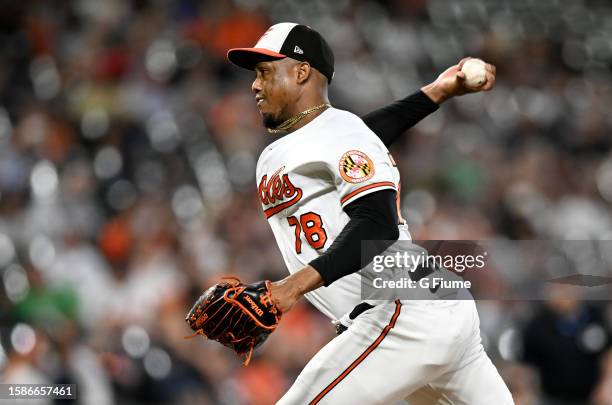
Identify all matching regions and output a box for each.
[422,57,496,104]
[185,277,282,365]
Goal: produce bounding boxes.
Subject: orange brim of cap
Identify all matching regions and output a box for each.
[227,48,286,70]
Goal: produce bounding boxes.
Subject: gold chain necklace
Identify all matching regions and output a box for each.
[267,103,331,134]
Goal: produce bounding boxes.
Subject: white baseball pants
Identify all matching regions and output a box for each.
[277,299,514,405]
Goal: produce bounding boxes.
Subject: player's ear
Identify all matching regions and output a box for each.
[295,62,311,84]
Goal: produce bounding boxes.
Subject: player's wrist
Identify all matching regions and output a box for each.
[275,266,323,297]
[270,278,301,313]
[270,279,298,296]
[420,82,450,104]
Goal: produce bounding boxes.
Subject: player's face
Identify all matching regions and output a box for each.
[252,59,300,129]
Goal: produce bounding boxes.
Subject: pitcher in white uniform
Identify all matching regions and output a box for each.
[228,22,513,405]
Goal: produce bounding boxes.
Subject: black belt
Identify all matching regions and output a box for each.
[335,302,375,335]
[410,262,437,282]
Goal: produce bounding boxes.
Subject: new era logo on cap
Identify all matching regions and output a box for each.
[227,22,335,83]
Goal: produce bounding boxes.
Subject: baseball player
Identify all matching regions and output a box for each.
[227,22,513,404]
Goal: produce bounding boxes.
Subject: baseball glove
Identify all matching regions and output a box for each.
[185,277,282,365]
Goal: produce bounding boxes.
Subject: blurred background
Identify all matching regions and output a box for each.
[1,0,612,404]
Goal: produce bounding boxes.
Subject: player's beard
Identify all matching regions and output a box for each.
[261,113,282,129]
[261,106,290,130]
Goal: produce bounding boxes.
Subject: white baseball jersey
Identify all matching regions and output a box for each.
[256,106,515,405]
[256,107,400,321]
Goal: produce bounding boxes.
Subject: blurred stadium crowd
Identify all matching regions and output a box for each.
[1,0,612,404]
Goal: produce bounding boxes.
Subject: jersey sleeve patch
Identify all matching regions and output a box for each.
[338,150,375,183]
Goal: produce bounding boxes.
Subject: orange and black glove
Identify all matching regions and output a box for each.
[185,278,282,365]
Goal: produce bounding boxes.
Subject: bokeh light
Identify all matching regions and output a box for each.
[0,233,16,268]
[94,146,123,180]
[3,264,29,303]
[122,326,150,358]
[29,235,56,271]
[30,161,59,200]
[10,324,36,356]
[144,347,172,380]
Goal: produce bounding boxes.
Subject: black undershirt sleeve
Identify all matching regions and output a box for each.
[361,90,439,147]
[308,91,438,286]
[309,190,399,287]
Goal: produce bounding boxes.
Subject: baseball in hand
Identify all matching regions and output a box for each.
[461,59,487,89]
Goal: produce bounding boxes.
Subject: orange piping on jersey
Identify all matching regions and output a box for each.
[263,188,303,219]
[340,181,397,205]
[396,181,406,225]
[308,300,402,404]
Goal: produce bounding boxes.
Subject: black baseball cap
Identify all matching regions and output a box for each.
[227,22,335,83]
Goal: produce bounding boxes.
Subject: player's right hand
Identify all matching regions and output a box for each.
[421,57,496,103]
